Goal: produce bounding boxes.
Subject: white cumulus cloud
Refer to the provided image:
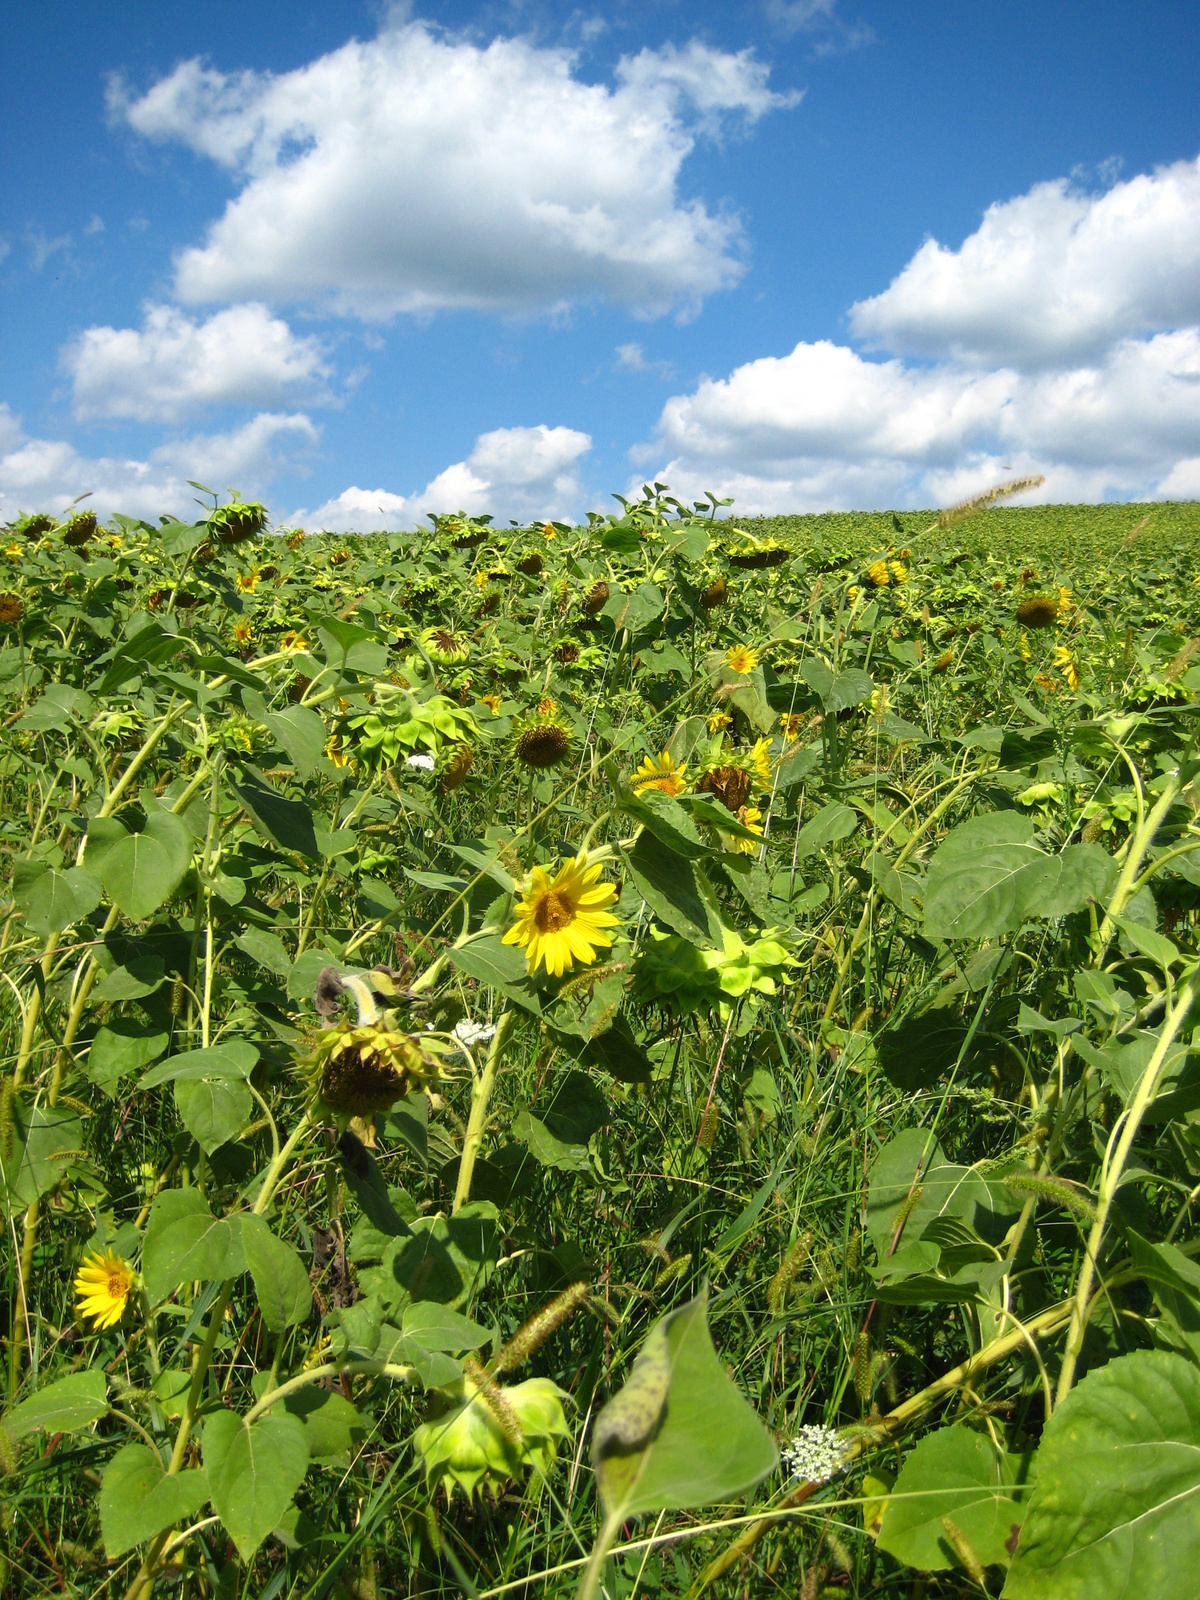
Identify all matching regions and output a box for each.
[297,423,591,530]
[850,154,1200,367]
[112,22,795,320]
[64,302,333,422]
[635,329,1200,512]
[0,406,318,525]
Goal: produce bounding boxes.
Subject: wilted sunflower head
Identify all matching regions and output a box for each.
[1016,594,1059,629]
[64,510,99,548]
[0,592,24,626]
[516,551,544,577]
[304,1022,434,1122]
[698,764,753,813]
[286,528,307,549]
[552,638,579,664]
[476,589,502,618]
[421,626,470,665]
[440,743,474,792]
[19,513,55,540]
[727,540,789,570]
[513,714,573,770]
[632,750,688,798]
[209,502,268,545]
[581,580,609,616]
[700,575,729,608]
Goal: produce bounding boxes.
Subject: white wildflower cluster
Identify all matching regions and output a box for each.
[405,753,435,771]
[779,1423,846,1485]
[453,1018,497,1048]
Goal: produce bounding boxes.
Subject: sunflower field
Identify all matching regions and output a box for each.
[2,484,1200,1599]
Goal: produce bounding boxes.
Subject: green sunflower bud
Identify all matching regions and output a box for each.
[411,1371,572,1502]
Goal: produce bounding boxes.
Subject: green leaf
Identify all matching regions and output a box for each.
[203,1409,309,1562]
[826,667,874,713]
[864,1129,947,1256]
[235,928,291,976]
[138,1042,259,1088]
[98,812,193,920]
[448,932,540,1013]
[2,1368,108,1442]
[616,786,711,860]
[592,1289,777,1517]
[1115,915,1182,969]
[795,803,858,859]
[241,691,326,779]
[1,1103,84,1212]
[88,1021,169,1097]
[277,1386,366,1462]
[13,863,102,936]
[577,1014,653,1083]
[401,1301,491,1353]
[877,1013,971,1093]
[142,1190,247,1300]
[175,1073,252,1154]
[17,683,93,731]
[512,1106,592,1173]
[541,1069,609,1145]
[1004,1351,1200,1600]
[879,1425,1034,1572]
[234,775,320,860]
[623,830,720,946]
[241,1214,313,1331]
[99,1443,210,1559]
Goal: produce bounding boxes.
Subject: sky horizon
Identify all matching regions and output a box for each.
[2,0,1199,530]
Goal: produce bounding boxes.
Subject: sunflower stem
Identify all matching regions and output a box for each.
[454,1008,516,1214]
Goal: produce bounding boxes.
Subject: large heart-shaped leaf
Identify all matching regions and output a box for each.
[879,1425,1034,1572]
[203,1409,309,1561]
[1005,1350,1200,1599]
[142,1190,246,1300]
[241,1213,312,1331]
[2,1368,108,1443]
[591,1289,778,1518]
[100,1443,210,1559]
[98,812,192,920]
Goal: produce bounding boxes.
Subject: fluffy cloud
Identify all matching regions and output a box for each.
[64,302,332,423]
[635,329,1200,512]
[113,23,794,319]
[0,406,318,524]
[851,155,1200,367]
[297,424,591,530]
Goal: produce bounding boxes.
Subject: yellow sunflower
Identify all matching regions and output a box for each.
[235,568,261,593]
[1054,646,1080,691]
[281,630,309,652]
[750,737,773,788]
[232,619,254,645]
[726,805,765,855]
[780,714,802,743]
[502,853,619,978]
[632,751,689,798]
[707,710,732,733]
[74,1249,135,1330]
[725,643,760,674]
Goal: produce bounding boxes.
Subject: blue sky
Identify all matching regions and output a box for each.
[2,0,1199,527]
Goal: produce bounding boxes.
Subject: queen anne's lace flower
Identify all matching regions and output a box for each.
[779,1424,847,1485]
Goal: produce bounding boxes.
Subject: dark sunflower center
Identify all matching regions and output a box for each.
[533,890,575,933]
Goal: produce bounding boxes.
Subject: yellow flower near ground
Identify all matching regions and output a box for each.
[889,561,909,583]
[281,631,309,652]
[632,751,688,797]
[326,733,352,768]
[233,619,253,644]
[725,643,759,674]
[235,569,261,593]
[74,1249,135,1330]
[502,852,619,978]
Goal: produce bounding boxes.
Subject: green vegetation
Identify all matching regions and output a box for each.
[1,484,1200,1598]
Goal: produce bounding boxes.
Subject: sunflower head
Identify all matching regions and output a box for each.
[513,715,573,770]
[421,626,470,666]
[502,851,619,977]
[632,750,688,798]
[552,639,579,664]
[700,575,728,608]
[63,511,99,548]
[304,1022,434,1122]
[286,528,307,549]
[476,589,501,618]
[581,580,609,616]
[1016,594,1059,629]
[19,513,54,540]
[232,619,254,645]
[0,593,24,626]
[866,558,891,588]
[724,643,760,674]
[727,540,789,570]
[412,1369,572,1502]
[439,743,474,792]
[330,549,352,567]
[235,568,260,593]
[780,713,802,743]
[749,737,773,788]
[707,710,732,734]
[281,630,309,652]
[516,552,544,577]
[209,502,268,545]
[726,805,764,854]
[75,1249,135,1330]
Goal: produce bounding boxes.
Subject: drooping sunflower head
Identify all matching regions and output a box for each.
[439,743,474,792]
[1016,594,1059,629]
[727,539,789,570]
[286,528,307,549]
[304,1022,435,1122]
[0,592,24,627]
[632,750,689,798]
[63,510,99,548]
[581,580,609,616]
[698,764,753,814]
[74,1249,135,1330]
[552,638,579,664]
[18,513,54,541]
[724,643,760,675]
[513,714,573,770]
[421,626,470,666]
[866,558,891,588]
[700,575,729,608]
[516,551,544,577]
[209,501,268,545]
[502,852,619,977]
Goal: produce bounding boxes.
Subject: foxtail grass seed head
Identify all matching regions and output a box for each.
[767,1230,812,1315]
[854,1330,873,1401]
[698,1102,719,1148]
[940,1517,987,1586]
[1003,1170,1097,1222]
[933,647,954,673]
[1016,594,1059,629]
[492,1282,590,1375]
[1167,638,1200,680]
[936,474,1045,528]
[0,1077,14,1163]
[0,1422,16,1478]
